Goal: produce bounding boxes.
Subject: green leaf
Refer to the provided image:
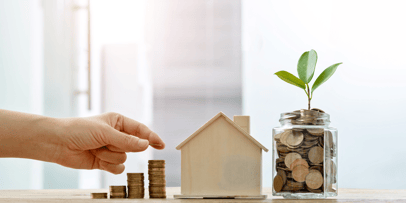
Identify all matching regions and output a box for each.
[297,49,318,83]
[311,62,342,93]
[275,71,306,90]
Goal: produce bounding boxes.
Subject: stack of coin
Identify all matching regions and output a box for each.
[91,193,107,199]
[127,173,145,198]
[109,186,126,198]
[148,160,166,198]
[273,109,337,194]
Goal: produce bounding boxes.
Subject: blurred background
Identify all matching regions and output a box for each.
[0,0,405,190]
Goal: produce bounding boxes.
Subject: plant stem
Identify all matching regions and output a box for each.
[306,84,311,110]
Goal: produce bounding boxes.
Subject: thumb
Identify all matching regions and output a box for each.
[102,127,150,152]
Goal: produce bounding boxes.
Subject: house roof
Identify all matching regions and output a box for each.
[176,112,269,152]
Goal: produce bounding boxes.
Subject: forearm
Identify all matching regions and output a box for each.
[0,109,63,162]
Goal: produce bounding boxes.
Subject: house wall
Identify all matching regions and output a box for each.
[181,116,261,196]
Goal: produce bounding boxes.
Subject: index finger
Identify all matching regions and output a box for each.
[116,114,165,150]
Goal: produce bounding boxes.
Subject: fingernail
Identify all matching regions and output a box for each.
[138,139,149,148]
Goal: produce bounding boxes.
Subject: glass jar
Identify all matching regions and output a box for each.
[272,109,337,199]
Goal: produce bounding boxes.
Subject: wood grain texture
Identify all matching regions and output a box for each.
[180,116,262,196]
[1,188,406,202]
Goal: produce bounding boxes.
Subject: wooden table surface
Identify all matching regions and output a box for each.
[1,187,406,202]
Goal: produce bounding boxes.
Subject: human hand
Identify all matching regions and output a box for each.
[50,112,165,174]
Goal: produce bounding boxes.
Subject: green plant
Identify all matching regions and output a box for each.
[275,50,342,110]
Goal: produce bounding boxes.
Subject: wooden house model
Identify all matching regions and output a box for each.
[174,112,269,199]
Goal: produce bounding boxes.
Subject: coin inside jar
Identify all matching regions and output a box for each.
[273,175,284,192]
[308,146,324,165]
[307,128,324,136]
[285,131,304,147]
[289,158,309,170]
[284,153,302,169]
[292,164,309,182]
[305,169,324,189]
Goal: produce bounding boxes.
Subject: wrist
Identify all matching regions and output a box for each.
[32,116,66,163]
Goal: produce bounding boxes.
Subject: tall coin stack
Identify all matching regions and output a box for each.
[148,160,166,198]
[109,185,127,198]
[127,173,145,198]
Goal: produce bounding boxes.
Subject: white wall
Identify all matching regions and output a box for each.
[0,0,44,189]
[145,0,242,186]
[242,0,406,189]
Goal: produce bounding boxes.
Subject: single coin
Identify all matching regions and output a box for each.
[290,158,309,170]
[149,183,166,187]
[148,171,165,175]
[110,192,126,195]
[273,175,284,192]
[148,186,166,193]
[277,144,290,153]
[127,173,144,176]
[148,163,165,166]
[127,182,144,185]
[274,132,282,141]
[305,169,324,189]
[292,165,310,182]
[148,174,166,179]
[279,130,291,146]
[307,128,324,136]
[149,168,165,171]
[277,170,287,184]
[91,193,107,199]
[109,186,126,192]
[308,146,324,165]
[285,131,304,147]
[148,160,165,163]
[311,108,325,113]
[127,179,144,182]
[284,153,302,169]
[127,188,145,191]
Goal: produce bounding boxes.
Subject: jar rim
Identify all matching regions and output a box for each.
[279,109,330,126]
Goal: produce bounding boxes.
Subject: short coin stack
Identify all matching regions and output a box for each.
[109,186,127,198]
[91,193,107,199]
[148,160,166,198]
[127,173,145,198]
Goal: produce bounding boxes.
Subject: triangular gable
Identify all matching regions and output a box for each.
[176,112,268,152]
